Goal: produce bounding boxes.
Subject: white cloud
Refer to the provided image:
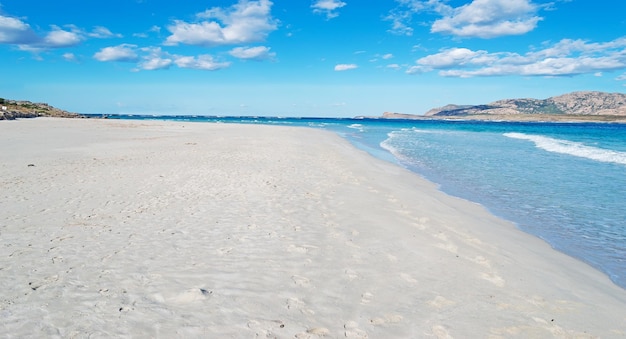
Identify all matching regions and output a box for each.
[417,48,496,68]
[386,0,542,38]
[384,0,448,36]
[95,45,231,72]
[139,57,173,71]
[0,14,83,49]
[133,26,161,38]
[137,47,173,70]
[93,44,139,62]
[312,0,347,19]
[382,53,394,60]
[229,46,275,60]
[174,55,231,70]
[617,73,626,81]
[408,37,626,77]
[334,63,357,71]
[0,14,37,43]
[88,26,122,39]
[431,0,541,38]
[43,26,82,47]
[164,0,277,46]
[63,52,77,62]
[387,63,401,70]
[406,65,429,75]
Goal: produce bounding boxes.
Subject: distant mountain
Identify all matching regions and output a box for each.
[0,98,81,120]
[423,91,626,117]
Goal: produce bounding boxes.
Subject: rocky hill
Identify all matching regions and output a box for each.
[423,91,626,118]
[0,98,81,120]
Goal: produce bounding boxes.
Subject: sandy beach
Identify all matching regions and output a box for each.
[1,118,625,338]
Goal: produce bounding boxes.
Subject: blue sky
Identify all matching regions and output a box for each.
[1,0,625,117]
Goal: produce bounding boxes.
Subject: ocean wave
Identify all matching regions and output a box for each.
[347,123,365,132]
[504,132,626,166]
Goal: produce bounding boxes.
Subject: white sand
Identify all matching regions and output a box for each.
[1,118,625,338]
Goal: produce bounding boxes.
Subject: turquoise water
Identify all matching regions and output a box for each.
[101,115,626,289]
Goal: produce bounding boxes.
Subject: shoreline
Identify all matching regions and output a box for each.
[376,113,626,124]
[1,118,625,337]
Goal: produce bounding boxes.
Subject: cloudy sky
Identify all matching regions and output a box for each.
[1,0,625,117]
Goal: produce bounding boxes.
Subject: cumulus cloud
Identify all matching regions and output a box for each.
[432,0,541,38]
[139,57,173,71]
[384,0,429,36]
[88,26,122,39]
[94,43,231,72]
[174,55,231,70]
[229,46,275,60]
[164,0,277,47]
[334,63,358,71]
[407,37,626,77]
[63,52,77,62]
[416,48,496,68]
[94,44,139,62]
[386,0,542,38]
[0,14,38,44]
[136,47,173,70]
[43,26,82,47]
[0,13,85,50]
[312,0,347,19]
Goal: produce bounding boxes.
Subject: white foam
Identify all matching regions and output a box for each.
[347,123,364,132]
[504,132,626,166]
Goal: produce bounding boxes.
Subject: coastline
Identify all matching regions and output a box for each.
[1,118,625,337]
[377,112,626,123]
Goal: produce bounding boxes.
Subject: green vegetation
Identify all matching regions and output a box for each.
[510,99,564,114]
[535,102,564,114]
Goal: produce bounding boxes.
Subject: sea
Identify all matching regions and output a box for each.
[99,114,626,289]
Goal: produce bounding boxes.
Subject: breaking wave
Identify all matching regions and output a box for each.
[504,132,626,166]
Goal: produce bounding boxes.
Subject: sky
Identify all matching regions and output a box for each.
[0,0,625,117]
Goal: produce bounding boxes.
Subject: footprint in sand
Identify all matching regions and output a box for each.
[167,288,212,304]
[295,327,330,338]
[287,244,308,254]
[344,269,359,281]
[412,216,430,230]
[433,232,459,253]
[344,321,368,338]
[28,275,59,291]
[480,272,505,287]
[435,242,458,254]
[216,247,233,255]
[361,292,373,304]
[431,325,453,339]
[286,297,315,315]
[369,314,403,326]
[428,296,456,309]
[400,273,418,284]
[470,255,491,268]
[292,275,311,287]
[386,254,398,263]
[247,319,285,337]
[442,248,501,288]
[287,244,318,254]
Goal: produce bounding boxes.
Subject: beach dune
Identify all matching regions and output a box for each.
[1,118,625,337]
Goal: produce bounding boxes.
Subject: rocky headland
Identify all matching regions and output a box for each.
[0,98,82,120]
[382,91,626,122]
